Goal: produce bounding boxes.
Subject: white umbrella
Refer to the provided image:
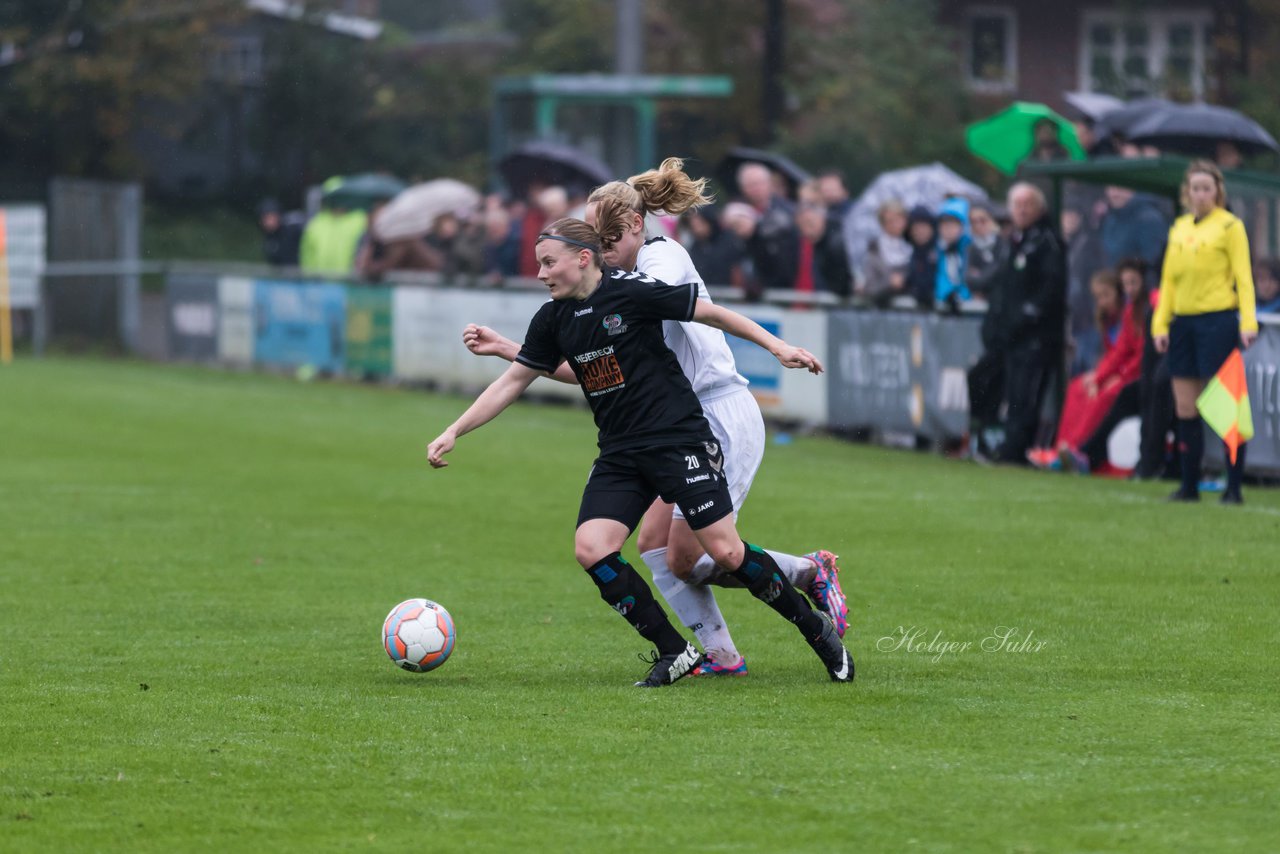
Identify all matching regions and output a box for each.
[844,163,987,273]
[373,179,481,242]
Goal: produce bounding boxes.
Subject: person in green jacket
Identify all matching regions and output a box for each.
[299,203,368,275]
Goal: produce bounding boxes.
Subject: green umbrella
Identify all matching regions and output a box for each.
[964,102,1085,176]
[321,173,407,210]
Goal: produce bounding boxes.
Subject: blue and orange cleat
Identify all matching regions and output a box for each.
[691,654,748,677]
[805,550,849,638]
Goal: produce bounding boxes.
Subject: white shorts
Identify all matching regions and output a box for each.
[672,386,765,522]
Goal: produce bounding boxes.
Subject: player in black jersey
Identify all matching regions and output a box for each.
[426,210,854,686]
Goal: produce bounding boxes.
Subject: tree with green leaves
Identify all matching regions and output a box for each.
[0,0,245,184]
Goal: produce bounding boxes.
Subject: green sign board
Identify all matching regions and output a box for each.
[344,285,393,376]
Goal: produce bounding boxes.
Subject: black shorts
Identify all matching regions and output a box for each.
[576,440,734,532]
[1168,310,1239,379]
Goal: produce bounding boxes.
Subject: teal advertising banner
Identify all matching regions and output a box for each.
[253,280,346,373]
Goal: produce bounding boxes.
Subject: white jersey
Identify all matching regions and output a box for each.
[635,235,748,401]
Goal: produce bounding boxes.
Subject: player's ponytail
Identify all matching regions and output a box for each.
[586,196,635,252]
[628,157,714,216]
[587,157,714,219]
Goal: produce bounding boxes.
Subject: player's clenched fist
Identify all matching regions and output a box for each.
[426,431,456,468]
[462,324,506,357]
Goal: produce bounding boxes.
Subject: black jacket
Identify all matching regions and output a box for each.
[807,221,852,297]
[746,196,799,291]
[985,213,1066,350]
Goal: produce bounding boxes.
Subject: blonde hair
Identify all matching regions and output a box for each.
[539,201,642,265]
[877,199,906,225]
[1181,159,1227,211]
[588,157,714,218]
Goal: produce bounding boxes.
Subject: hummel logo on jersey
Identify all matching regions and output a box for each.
[573,306,594,317]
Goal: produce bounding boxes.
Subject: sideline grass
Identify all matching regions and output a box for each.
[1,358,1277,852]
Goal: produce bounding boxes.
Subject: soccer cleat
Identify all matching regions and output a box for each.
[634,642,704,688]
[805,550,849,638]
[1026,447,1057,469]
[807,612,855,683]
[1166,488,1200,503]
[691,654,748,677]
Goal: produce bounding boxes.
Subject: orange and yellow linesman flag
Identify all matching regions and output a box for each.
[1197,348,1254,464]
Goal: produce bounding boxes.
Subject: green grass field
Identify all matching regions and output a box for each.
[2,358,1277,852]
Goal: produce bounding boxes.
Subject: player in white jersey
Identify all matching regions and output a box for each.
[464,159,848,676]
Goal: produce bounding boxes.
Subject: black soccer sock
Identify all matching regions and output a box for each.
[729,542,824,638]
[1225,441,1247,496]
[584,553,687,655]
[1177,417,1204,495]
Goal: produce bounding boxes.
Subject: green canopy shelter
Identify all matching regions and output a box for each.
[1019,156,1280,256]
[490,74,733,190]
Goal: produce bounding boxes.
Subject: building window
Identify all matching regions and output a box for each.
[1080,9,1212,100]
[965,6,1017,93]
[209,36,264,85]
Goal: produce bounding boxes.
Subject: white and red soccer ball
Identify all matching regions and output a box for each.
[382,598,455,672]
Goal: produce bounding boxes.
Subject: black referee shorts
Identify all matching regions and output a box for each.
[576,440,734,532]
[1167,309,1239,379]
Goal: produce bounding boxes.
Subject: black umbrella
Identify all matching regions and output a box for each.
[1094,97,1177,140]
[1126,102,1279,157]
[717,147,812,198]
[498,141,614,199]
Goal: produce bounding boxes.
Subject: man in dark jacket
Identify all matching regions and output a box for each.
[991,182,1067,465]
[737,162,799,292]
[259,198,304,267]
[1099,185,1167,275]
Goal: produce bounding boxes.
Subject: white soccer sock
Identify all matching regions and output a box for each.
[641,547,741,664]
[766,550,818,588]
[685,553,720,585]
[688,550,817,588]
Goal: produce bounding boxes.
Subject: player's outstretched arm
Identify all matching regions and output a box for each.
[462,324,579,385]
[692,300,824,374]
[426,362,540,468]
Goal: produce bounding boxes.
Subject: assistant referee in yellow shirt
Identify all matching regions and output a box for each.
[1152,160,1257,504]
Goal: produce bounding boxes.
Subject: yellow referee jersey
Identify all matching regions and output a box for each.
[1152,207,1257,336]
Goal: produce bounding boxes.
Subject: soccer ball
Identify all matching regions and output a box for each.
[382,598,456,673]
